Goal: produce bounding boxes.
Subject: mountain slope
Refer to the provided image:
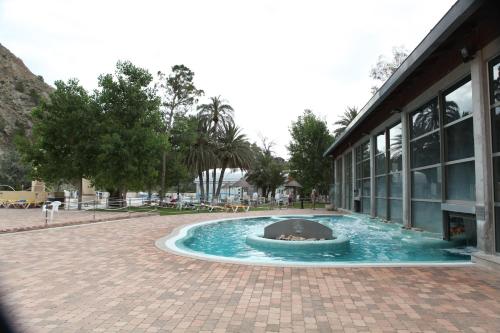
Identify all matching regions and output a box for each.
[0,43,53,153]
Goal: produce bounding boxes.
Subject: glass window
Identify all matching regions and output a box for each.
[444,80,472,124]
[410,132,440,168]
[445,117,474,161]
[389,173,402,198]
[362,160,370,178]
[410,99,439,138]
[496,207,500,253]
[375,154,386,175]
[491,107,500,153]
[446,162,475,201]
[362,142,370,160]
[376,176,386,197]
[412,167,441,200]
[362,198,370,214]
[389,123,402,172]
[412,201,443,234]
[491,57,500,105]
[376,133,385,154]
[493,156,500,202]
[389,199,403,224]
[362,179,370,196]
[376,198,387,219]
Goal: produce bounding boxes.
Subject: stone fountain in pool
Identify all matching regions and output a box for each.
[245,218,350,251]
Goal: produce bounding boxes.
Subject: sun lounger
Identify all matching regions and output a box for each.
[229,204,250,213]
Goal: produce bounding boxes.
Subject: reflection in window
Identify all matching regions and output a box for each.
[446,162,475,201]
[376,176,386,197]
[491,58,500,105]
[445,118,474,161]
[389,124,402,172]
[356,141,371,214]
[491,107,500,153]
[412,201,443,234]
[493,156,500,202]
[410,99,439,138]
[389,173,402,198]
[410,133,440,168]
[444,80,472,124]
[344,152,353,210]
[412,168,441,200]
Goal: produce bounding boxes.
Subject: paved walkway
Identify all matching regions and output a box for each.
[0,210,499,332]
[0,208,143,231]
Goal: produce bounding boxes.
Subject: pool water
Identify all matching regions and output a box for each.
[171,215,471,265]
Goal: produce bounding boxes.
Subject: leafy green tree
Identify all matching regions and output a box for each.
[246,140,286,198]
[18,79,100,207]
[93,61,165,205]
[157,65,204,201]
[214,122,253,197]
[0,148,31,190]
[167,114,200,193]
[333,106,358,139]
[288,109,333,195]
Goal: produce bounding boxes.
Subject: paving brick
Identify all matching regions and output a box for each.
[0,210,498,332]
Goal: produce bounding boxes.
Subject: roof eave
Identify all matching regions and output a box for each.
[324,0,483,158]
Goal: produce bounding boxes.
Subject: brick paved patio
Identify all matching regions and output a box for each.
[0,210,499,332]
[0,208,135,231]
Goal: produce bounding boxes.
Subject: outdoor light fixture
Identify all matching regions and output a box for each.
[460,47,474,63]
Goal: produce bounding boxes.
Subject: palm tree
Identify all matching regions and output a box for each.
[215,122,253,197]
[186,117,217,202]
[197,96,234,199]
[197,96,234,134]
[333,106,358,138]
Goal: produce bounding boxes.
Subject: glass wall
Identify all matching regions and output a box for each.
[344,152,353,210]
[410,98,443,234]
[372,123,403,222]
[356,141,370,214]
[375,132,387,218]
[335,158,343,209]
[388,123,403,223]
[443,78,475,201]
[489,54,500,253]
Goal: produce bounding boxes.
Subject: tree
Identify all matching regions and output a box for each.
[157,65,204,202]
[197,96,234,198]
[0,148,31,190]
[93,61,165,206]
[185,116,216,201]
[214,122,253,197]
[369,45,408,94]
[18,79,100,207]
[246,140,286,198]
[288,109,333,195]
[333,106,358,139]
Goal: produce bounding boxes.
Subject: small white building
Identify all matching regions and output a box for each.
[193,169,250,201]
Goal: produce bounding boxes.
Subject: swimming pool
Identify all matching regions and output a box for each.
[159,214,472,266]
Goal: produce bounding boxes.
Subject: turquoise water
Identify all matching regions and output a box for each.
[175,215,471,264]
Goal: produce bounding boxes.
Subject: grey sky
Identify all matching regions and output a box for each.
[1,0,455,157]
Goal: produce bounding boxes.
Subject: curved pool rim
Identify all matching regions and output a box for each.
[155,214,474,268]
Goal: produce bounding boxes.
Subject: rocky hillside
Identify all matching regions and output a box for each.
[0,43,53,153]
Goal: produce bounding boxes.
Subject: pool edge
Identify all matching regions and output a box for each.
[155,214,474,268]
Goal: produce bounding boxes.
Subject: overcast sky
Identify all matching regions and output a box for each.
[1,0,456,157]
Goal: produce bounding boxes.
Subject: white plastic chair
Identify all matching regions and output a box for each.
[42,201,62,222]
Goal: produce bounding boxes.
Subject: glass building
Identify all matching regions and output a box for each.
[324,0,500,256]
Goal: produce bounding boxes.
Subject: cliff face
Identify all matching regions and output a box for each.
[0,43,53,153]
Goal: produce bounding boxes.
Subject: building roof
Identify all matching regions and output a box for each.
[193,169,245,184]
[324,0,497,157]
